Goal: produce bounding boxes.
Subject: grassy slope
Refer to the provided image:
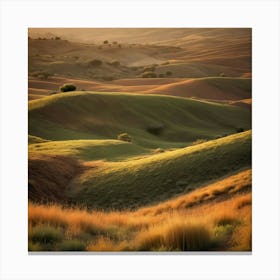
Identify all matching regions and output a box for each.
[67,131,251,210]
[29,139,150,161]
[28,169,252,251]
[29,91,251,148]
[29,76,251,103]
[146,77,251,100]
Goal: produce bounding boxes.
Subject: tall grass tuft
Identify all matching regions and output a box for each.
[163,222,212,251]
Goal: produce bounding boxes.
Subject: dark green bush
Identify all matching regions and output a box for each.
[59,84,77,92]
[166,71,173,76]
[89,59,102,67]
[117,133,132,142]
[142,71,157,78]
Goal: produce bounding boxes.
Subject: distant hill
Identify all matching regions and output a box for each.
[28,28,251,79]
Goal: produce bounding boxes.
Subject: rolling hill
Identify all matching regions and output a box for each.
[28,28,252,252]
[28,28,251,81]
[66,130,251,210]
[28,91,251,148]
[28,130,251,210]
[144,77,251,100]
[28,76,252,105]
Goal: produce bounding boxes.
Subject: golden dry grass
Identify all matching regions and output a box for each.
[28,169,252,252]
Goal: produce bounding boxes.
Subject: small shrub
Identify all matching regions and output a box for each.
[59,84,76,92]
[88,59,102,67]
[219,73,226,77]
[29,225,63,244]
[158,73,165,78]
[142,71,157,78]
[55,36,61,40]
[103,40,109,44]
[117,133,132,142]
[166,71,173,77]
[58,239,86,251]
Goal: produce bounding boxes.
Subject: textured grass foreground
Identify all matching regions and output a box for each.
[29,170,251,252]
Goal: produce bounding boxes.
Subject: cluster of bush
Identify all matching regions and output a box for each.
[30,36,62,40]
[88,59,102,67]
[102,40,121,48]
[141,64,173,78]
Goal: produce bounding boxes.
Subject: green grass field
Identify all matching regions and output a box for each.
[66,130,251,210]
[28,91,251,210]
[29,91,251,148]
[29,139,150,161]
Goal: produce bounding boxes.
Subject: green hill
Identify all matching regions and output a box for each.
[29,91,251,149]
[29,139,150,161]
[66,131,251,210]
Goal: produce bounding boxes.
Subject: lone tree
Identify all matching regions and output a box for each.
[59,84,76,92]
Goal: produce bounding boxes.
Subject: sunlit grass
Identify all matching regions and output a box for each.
[28,188,252,251]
